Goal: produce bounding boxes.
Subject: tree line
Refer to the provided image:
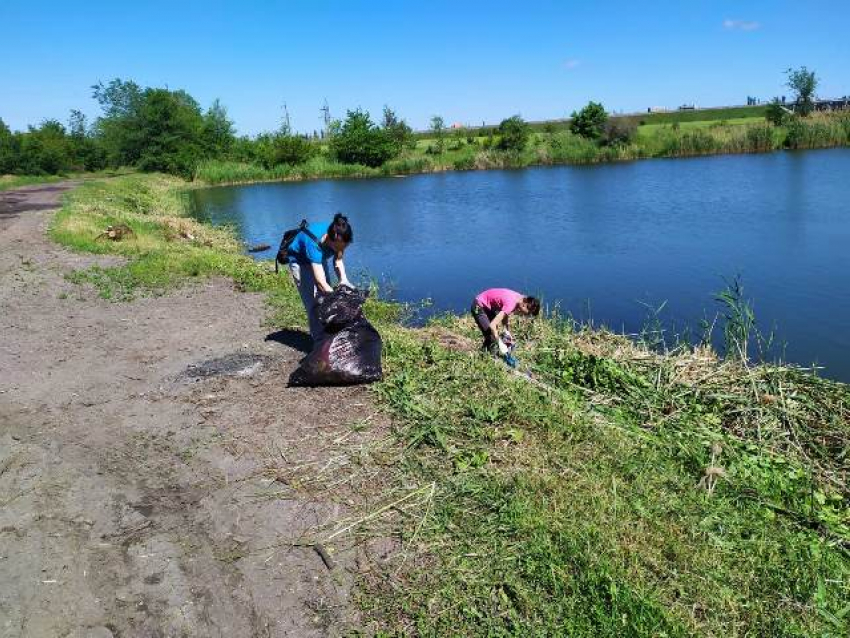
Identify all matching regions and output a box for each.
[0,67,826,180]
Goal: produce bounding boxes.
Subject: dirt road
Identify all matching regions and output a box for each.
[0,184,390,637]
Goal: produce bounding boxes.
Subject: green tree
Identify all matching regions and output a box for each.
[785,66,818,116]
[91,79,145,166]
[569,101,608,140]
[0,118,19,174]
[67,110,107,171]
[201,99,235,158]
[134,89,205,178]
[330,109,396,167]
[17,120,72,174]
[264,133,316,167]
[430,115,445,153]
[497,115,530,151]
[382,105,415,154]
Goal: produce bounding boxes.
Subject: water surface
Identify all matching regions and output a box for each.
[191,149,850,381]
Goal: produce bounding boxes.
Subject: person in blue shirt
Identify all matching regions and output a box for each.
[286,213,353,341]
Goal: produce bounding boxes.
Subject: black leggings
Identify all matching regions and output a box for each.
[471,302,498,348]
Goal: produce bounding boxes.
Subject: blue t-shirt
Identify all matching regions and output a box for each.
[287,221,335,264]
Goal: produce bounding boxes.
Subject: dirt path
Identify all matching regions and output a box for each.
[0,184,391,637]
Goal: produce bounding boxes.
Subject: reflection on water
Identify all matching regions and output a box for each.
[191,148,850,381]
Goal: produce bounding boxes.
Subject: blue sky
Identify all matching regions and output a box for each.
[1,1,847,135]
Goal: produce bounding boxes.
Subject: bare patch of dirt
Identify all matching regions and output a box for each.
[0,184,393,637]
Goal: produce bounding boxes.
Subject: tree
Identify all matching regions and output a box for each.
[569,101,608,140]
[201,99,235,158]
[91,78,145,166]
[17,120,72,174]
[496,115,530,151]
[430,115,445,154]
[330,109,397,167]
[0,118,19,174]
[382,106,414,154]
[264,133,316,167]
[785,66,818,116]
[67,110,107,171]
[134,88,205,178]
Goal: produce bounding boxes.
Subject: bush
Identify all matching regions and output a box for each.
[569,101,608,140]
[331,109,397,167]
[265,134,316,167]
[496,115,530,151]
[601,118,637,147]
[549,132,601,163]
[765,101,789,126]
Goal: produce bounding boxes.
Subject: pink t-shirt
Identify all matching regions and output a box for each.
[475,288,524,315]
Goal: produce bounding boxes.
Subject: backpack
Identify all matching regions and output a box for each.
[274,219,322,273]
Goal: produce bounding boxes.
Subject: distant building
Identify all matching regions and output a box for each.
[647,106,670,113]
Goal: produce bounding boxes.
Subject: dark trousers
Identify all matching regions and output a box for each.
[471,302,498,349]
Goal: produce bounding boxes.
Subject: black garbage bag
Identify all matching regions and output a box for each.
[289,286,383,386]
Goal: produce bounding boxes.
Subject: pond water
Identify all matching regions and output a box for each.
[190,148,850,382]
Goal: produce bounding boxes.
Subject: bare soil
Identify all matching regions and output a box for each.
[0,183,393,637]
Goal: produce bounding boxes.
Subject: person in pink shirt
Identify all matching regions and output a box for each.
[471,288,540,355]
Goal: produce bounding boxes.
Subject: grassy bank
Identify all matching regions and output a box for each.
[196,112,850,186]
[52,175,850,636]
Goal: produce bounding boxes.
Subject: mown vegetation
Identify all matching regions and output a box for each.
[52,174,850,637]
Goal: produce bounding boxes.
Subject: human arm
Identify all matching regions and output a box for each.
[489,311,510,354]
[311,261,334,293]
[334,251,351,287]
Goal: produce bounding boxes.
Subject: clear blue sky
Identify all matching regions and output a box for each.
[2,0,847,135]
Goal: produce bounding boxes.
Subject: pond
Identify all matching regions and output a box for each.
[190,148,850,382]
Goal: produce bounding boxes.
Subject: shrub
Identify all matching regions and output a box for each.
[496,115,531,151]
[569,101,608,140]
[265,134,316,167]
[765,101,789,126]
[601,118,637,147]
[549,132,601,163]
[330,109,397,167]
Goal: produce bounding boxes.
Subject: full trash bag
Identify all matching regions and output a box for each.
[289,286,383,386]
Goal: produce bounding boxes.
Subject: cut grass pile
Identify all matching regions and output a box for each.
[51,174,850,636]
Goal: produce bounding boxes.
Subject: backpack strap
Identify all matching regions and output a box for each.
[297,219,322,246]
[274,220,325,274]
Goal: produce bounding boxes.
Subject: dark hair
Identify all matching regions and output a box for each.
[327,213,353,244]
[523,296,541,317]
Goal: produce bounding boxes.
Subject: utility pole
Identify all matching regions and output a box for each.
[320,99,332,138]
[281,102,291,136]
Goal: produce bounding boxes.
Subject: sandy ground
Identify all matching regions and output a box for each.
[0,183,393,637]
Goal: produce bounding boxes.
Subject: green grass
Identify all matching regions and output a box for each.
[0,168,137,191]
[196,112,850,187]
[0,174,67,191]
[52,174,850,637]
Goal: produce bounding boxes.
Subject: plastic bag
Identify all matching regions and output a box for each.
[289,286,383,386]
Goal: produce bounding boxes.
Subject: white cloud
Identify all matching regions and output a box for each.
[723,19,760,31]
[563,59,581,70]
